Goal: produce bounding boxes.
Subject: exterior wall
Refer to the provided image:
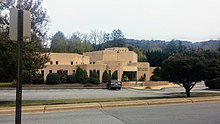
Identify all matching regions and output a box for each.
[47,53,89,66]
[42,65,78,81]
[42,47,152,83]
[137,62,151,81]
[84,47,138,63]
[78,64,107,81]
[83,51,103,64]
[103,61,122,80]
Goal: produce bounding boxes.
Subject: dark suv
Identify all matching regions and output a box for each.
[106,80,121,90]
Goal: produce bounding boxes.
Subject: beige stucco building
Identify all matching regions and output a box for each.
[42,47,153,82]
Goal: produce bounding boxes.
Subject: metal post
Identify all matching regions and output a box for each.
[15,9,23,124]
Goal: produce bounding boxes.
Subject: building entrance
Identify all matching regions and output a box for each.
[123,71,136,81]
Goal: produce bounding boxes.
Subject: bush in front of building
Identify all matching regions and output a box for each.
[46,73,60,84]
[76,67,89,84]
[205,78,220,89]
[111,71,118,80]
[57,69,68,83]
[89,69,100,84]
[139,74,146,81]
[122,75,129,82]
[67,75,76,83]
[102,70,110,83]
[32,73,44,84]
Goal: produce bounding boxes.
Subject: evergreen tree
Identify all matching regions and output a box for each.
[0,0,50,82]
[76,67,88,84]
[111,71,118,80]
[102,70,110,83]
[89,69,100,84]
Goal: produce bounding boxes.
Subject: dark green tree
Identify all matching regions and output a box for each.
[111,71,118,80]
[67,75,76,83]
[46,73,60,84]
[50,31,67,52]
[192,50,220,80]
[150,67,163,81]
[102,70,110,83]
[161,54,205,97]
[89,69,100,84]
[133,47,147,62]
[146,50,171,67]
[76,67,88,84]
[0,0,50,82]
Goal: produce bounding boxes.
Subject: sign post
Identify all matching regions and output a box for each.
[9,8,31,124]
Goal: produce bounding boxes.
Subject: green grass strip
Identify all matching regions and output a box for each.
[1,92,220,107]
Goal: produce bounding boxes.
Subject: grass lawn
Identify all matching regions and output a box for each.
[1,92,220,107]
[0,82,14,87]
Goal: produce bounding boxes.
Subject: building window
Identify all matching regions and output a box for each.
[76,61,77,64]
[50,61,53,65]
[49,70,52,73]
[129,61,132,63]
[93,62,95,64]
[73,70,76,74]
[71,61,73,65]
[56,61,58,65]
[90,62,92,64]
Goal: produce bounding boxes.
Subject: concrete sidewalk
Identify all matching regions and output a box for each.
[1,96,220,115]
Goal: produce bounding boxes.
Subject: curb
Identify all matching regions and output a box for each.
[1,96,220,115]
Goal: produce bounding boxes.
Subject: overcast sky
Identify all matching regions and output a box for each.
[42,0,220,42]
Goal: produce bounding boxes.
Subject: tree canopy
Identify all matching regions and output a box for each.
[161,54,205,97]
[102,70,110,83]
[0,0,50,82]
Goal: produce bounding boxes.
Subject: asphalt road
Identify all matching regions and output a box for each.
[1,102,220,124]
[0,83,218,101]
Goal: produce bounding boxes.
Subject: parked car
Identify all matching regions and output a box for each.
[106,80,121,90]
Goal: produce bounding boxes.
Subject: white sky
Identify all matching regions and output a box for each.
[42,0,220,42]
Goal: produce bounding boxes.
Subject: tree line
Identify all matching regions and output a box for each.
[50,29,125,54]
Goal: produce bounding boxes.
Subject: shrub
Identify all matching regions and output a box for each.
[214,78,220,88]
[32,73,44,84]
[46,73,60,84]
[205,78,220,89]
[102,70,110,83]
[89,69,100,84]
[111,71,118,80]
[139,74,146,81]
[76,67,89,84]
[122,75,129,82]
[57,69,68,83]
[67,75,76,83]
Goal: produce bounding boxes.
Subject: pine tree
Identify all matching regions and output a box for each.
[89,69,100,84]
[102,70,110,83]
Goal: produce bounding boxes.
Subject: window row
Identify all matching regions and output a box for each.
[50,61,78,65]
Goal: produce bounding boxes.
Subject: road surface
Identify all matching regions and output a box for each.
[0,83,218,101]
[0,102,220,124]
